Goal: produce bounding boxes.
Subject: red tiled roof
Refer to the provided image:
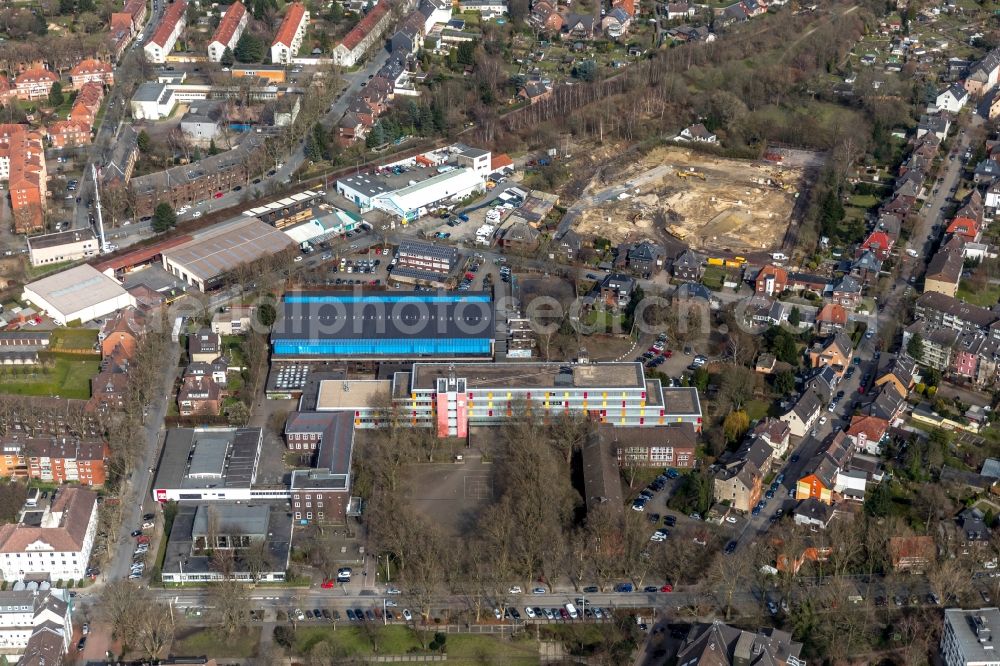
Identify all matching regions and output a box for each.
[817,303,847,325]
[613,0,635,16]
[0,488,96,553]
[341,2,388,51]
[272,1,307,47]
[123,0,146,18]
[845,415,889,443]
[70,58,111,77]
[150,1,187,48]
[14,68,57,86]
[491,154,513,171]
[211,1,246,46]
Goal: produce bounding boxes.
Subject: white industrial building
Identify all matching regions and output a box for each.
[26,229,99,267]
[22,264,135,325]
[338,167,483,223]
[130,81,177,120]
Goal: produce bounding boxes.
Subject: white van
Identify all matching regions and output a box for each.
[564,603,578,619]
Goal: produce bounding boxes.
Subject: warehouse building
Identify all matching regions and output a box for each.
[337,166,484,223]
[161,218,296,291]
[396,362,702,438]
[22,264,135,325]
[26,229,99,267]
[271,291,495,360]
[151,427,288,502]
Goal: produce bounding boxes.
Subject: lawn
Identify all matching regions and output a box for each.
[173,627,260,659]
[50,328,98,352]
[292,626,538,664]
[25,260,76,280]
[745,399,771,422]
[957,281,1000,308]
[582,309,626,332]
[701,265,726,291]
[0,355,99,400]
[849,194,878,208]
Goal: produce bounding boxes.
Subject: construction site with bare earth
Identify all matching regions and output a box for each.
[574,146,806,254]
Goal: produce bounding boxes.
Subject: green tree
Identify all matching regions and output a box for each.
[764,326,798,365]
[208,139,219,156]
[48,81,63,107]
[773,369,795,395]
[864,481,891,518]
[137,130,152,154]
[923,367,941,387]
[906,333,924,363]
[152,202,176,233]
[248,0,278,19]
[234,33,265,63]
[456,42,476,66]
[366,122,386,149]
[257,303,276,327]
[573,59,597,82]
[59,0,74,14]
[220,46,235,68]
[788,306,801,327]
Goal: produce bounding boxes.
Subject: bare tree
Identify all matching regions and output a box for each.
[208,579,253,637]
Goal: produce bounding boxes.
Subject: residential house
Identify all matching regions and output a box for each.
[602,8,631,37]
[796,430,854,504]
[788,272,831,294]
[832,275,863,310]
[948,191,984,242]
[808,331,853,377]
[845,414,890,455]
[98,307,144,359]
[804,365,839,404]
[793,498,836,530]
[975,158,1000,184]
[665,2,695,19]
[188,328,222,363]
[675,622,804,665]
[917,113,950,141]
[925,236,966,297]
[597,273,635,311]
[863,382,908,422]
[936,83,969,112]
[858,229,895,261]
[754,353,776,374]
[626,241,664,275]
[713,439,771,512]
[210,306,254,336]
[674,123,718,143]
[956,507,991,553]
[68,59,113,89]
[177,374,223,416]
[13,69,57,101]
[752,418,791,458]
[851,250,882,286]
[889,535,936,572]
[816,303,848,335]
[530,1,563,32]
[755,264,788,296]
[600,423,697,468]
[914,291,999,334]
[964,48,1000,97]
[874,355,917,397]
[672,249,703,282]
[499,220,541,252]
[779,391,822,438]
[518,81,552,104]
[185,358,229,387]
[563,13,597,39]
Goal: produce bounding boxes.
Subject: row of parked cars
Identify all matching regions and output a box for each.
[631,470,679,512]
[291,607,414,623]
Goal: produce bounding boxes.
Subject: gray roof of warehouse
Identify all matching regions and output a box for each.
[154,427,261,491]
[27,228,96,250]
[162,218,295,282]
[273,292,495,341]
[397,239,458,261]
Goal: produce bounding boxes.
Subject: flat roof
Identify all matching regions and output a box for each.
[23,264,129,316]
[662,387,702,416]
[316,379,391,410]
[154,427,261,492]
[162,218,295,282]
[272,291,495,342]
[944,608,1000,662]
[27,228,96,250]
[409,362,646,391]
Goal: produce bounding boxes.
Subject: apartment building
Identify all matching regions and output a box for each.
[13,69,57,101]
[0,589,72,663]
[0,436,110,486]
[68,59,113,89]
[395,240,458,274]
[207,2,248,62]
[0,488,99,582]
[270,2,309,65]
[144,1,187,64]
[600,423,697,468]
[942,607,1000,666]
[0,126,47,233]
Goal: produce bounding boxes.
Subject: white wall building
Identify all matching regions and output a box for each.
[26,229,99,267]
[0,489,98,583]
[270,2,309,65]
[207,1,248,62]
[144,0,187,63]
[22,264,135,326]
[130,81,178,120]
[0,589,72,663]
[937,83,969,113]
